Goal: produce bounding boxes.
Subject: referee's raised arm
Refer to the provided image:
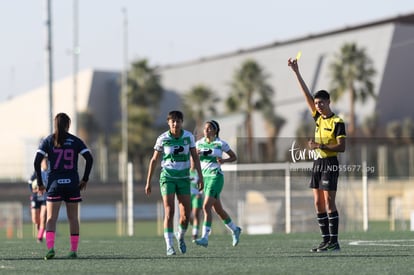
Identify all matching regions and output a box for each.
[288,58,316,114]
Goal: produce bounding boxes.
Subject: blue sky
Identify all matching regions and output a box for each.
[1,0,414,101]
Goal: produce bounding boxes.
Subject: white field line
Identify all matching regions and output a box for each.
[348,239,414,247]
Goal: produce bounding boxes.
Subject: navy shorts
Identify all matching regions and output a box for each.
[30,193,46,209]
[309,157,339,191]
[46,176,82,203]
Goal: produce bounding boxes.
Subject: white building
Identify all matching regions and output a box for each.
[0,70,120,181]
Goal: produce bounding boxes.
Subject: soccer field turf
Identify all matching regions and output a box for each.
[1,231,413,274]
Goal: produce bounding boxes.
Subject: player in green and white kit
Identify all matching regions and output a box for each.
[194,120,241,248]
[145,111,204,256]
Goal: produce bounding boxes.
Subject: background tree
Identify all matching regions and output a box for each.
[260,99,285,162]
[183,84,219,139]
[128,60,164,179]
[226,59,280,162]
[112,59,164,180]
[361,112,378,138]
[329,42,376,137]
[77,110,100,145]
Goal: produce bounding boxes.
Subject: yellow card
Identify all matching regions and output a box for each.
[296,51,302,60]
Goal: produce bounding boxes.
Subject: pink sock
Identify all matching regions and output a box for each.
[37,228,45,240]
[70,235,80,252]
[46,231,55,250]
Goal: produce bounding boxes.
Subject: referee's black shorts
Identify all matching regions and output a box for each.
[309,156,339,191]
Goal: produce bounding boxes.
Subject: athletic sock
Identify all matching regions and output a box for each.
[317,212,330,243]
[37,228,45,240]
[46,231,55,250]
[164,229,174,248]
[192,227,199,237]
[201,222,212,239]
[223,217,237,232]
[177,224,187,239]
[70,234,80,252]
[328,211,339,243]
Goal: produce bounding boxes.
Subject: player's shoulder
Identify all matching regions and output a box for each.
[68,133,87,146]
[332,114,345,123]
[38,135,54,149]
[215,137,229,145]
[182,129,194,137]
[196,137,207,145]
[42,134,54,143]
[157,130,170,139]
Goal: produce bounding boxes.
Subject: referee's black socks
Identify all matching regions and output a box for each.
[328,211,339,243]
[317,212,330,243]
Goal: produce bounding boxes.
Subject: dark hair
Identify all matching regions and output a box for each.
[167,110,184,121]
[208,120,220,137]
[313,90,330,100]
[54,113,71,147]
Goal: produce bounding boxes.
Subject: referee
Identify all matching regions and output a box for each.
[288,57,346,252]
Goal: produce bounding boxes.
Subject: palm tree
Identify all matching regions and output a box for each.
[361,112,378,138]
[183,84,219,139]
[226,59,278,162]
[260,100,285,162]
[127,60,163,109]
[112,59,164,180]
[329,42,376,137]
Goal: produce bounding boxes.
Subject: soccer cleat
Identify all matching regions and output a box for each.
[317,242,341,252]
[310,241,328,252]
[44,248,55,260]
[68,251,78,259]
[194,237,208,247]
[175,233,187,254]
[232,227,242,246]
[166,246,176,256]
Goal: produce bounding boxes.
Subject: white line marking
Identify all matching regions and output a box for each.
[348,239,414,247]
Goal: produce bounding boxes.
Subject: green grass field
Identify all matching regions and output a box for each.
[1,222,414,274]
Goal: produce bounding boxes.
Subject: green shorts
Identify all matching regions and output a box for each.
[160,178,191,196]
[203,174,224,199]
[191,194,204,209]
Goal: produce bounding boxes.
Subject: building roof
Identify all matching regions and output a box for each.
[162,12,414,69]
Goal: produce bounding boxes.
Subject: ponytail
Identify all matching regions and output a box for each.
[53,113,71,147]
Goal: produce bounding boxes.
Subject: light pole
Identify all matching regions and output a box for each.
[72,0,79,135]
[45,0,54,133]
[121,7,129,236]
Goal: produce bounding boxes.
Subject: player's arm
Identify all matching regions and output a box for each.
[145,150,160,196]
[218,149,237,164]
[190,147,204,191]
[323,121,346,152]
[288,58,316,113]
[79,150,93,191]
[28,171,36,192]
[317,137,346,152]
[33,152,46,191]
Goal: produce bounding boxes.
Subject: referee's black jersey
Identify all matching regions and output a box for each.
[313,111,346,158]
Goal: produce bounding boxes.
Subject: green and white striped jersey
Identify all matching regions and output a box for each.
[154,130,195,180]
[196,137,231,177]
